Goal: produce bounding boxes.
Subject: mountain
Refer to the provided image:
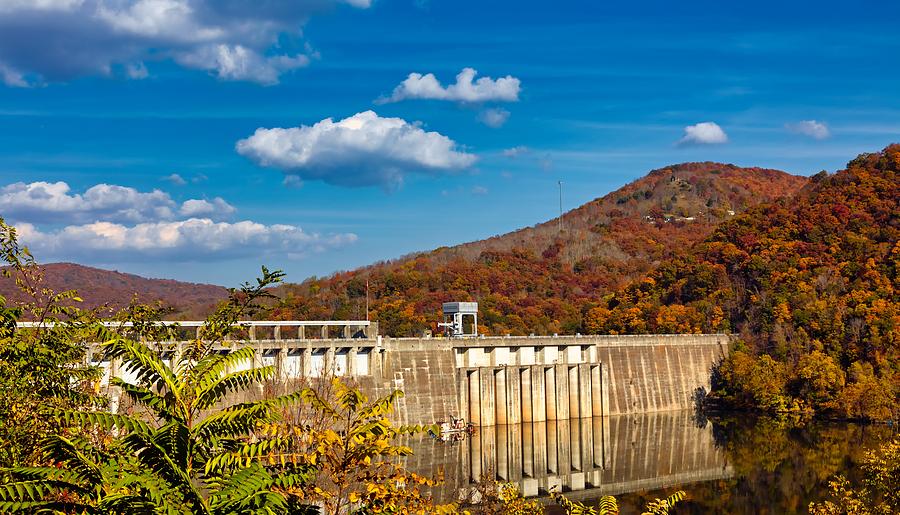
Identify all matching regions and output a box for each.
[269,162,808,336]
[585,145,900,420]
[0,263,228,318]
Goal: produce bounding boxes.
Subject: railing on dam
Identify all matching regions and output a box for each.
[16,320,378,385]
[16,319,376,341]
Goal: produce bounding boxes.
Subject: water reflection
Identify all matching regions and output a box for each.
[405,412,896,512]
[563,417,897,515]
[406,410,729,503]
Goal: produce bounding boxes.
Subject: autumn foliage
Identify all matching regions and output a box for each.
[587,145,900,420]
[269,163,805,337]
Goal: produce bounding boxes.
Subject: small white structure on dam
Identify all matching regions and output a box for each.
[440,301,479,338]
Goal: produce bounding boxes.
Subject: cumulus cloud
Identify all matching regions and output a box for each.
[786,120,830,140]
[677,122,728,145]
[0,0,369,86]
[16,219,357,262]
[478,108,510,128]
[0,181,235,223]
[378,67,521,104]
[236,110,477,189]
[179,197,236,218]
[471,185,488,195]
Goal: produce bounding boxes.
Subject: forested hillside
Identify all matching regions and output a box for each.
[269,162,807,336]
[585,145,900,419]
[0,263,227,317]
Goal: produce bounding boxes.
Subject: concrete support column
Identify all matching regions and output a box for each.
[557,419,572,474]
[348,347,358,375]
[578,364,592,419]
[195,326,202,340]
[568,366,580,419]
[344,325,351,339]
[276,345,287,380]
[468,370,481,425]
[274,326,281,341]
[252,347,263,369]
[600,362,611,418]
[302,348,312,377]
[555,365,570,420]
[520,368,533,423]
[298,326,305,340]
[480,368,496,427]
[248,325,256,341]
[324,347,335,375]
[458,369,470,422]
[591,365,603,418]
[547,420,558,473]
[496,425,509,480]
[522,422,535,478]
[495,369,508,425]
[545,367,557,421]
[532,367,547,422]
[320,325,328,339]
[506,367,522,425]
[508,424,523,481]
[533,421,548,476]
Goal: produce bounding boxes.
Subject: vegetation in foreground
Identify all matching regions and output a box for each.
[0,218,687,514]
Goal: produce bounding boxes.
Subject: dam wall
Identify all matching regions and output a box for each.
[95,332,730,425]
[324,333,729,424]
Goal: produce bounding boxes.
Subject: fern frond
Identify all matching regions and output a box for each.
[194,366,275,411]
[39,434,106,487]
[56,409,152,435]
[102,337,182,411]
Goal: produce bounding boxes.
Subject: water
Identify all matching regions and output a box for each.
[404,411,895,514]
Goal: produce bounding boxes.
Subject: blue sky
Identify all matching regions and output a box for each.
[0,0,898,285]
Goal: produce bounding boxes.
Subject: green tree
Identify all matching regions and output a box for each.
[0,266,319,513]
[0,219,104,467]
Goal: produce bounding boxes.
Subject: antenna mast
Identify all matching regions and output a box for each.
[558,180,563,234]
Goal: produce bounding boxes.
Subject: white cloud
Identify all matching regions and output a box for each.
[502,146,529,158]
[678,122,728,145]
[478,107,510,128]
[378,67,521,104]
[0,0,369,86]
[786,120,830,140]
[471,185,488,195]
[164,173,187,185]
[175,44,310,86]
[236,110,477,189]
[0,181,234,223]
[179,197,235,218]
[15,218,357,262]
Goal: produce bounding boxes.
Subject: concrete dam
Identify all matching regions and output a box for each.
[71,320,732,499]
[80,319,731,426]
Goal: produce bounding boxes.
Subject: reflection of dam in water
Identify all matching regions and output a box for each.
[405,410,733,502]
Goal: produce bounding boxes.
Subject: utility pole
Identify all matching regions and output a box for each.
[558,180,563,234]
